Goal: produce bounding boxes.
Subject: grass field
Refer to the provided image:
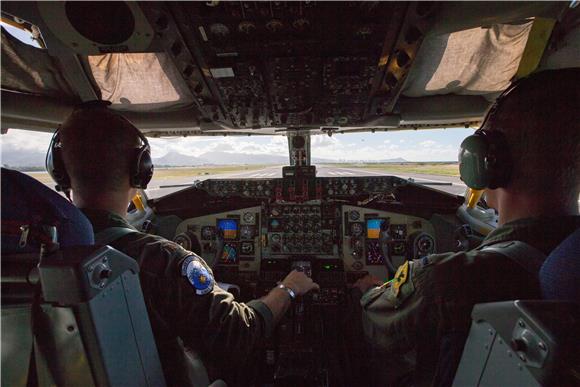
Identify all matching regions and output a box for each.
[25,162,460,185]
[326,162,460,177]
[25,165,271,185]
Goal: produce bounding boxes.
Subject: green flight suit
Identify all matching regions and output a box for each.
[360,215,580,386]
[82,209,273,386]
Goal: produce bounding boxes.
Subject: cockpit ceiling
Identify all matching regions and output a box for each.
[89,21,533,110]
[0,1,574,135]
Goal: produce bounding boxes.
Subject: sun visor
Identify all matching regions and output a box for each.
[88,52,194,112]
[1,27,77,99]
[403,22,533,100]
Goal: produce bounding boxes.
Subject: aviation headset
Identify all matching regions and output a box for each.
[46,100,154,194]
[458,79,523,190]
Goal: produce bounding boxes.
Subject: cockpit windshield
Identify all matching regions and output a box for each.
[1,128,472,199]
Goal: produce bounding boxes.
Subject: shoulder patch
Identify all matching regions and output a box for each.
[392,260,410,298]
[181,255,214,295]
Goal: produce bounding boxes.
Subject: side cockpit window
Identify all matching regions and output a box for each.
[1,12,45,49]
[1,12,76,99]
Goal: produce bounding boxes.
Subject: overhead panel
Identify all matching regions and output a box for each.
[167,1,405,130]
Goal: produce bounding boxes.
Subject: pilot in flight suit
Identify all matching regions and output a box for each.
[82,209,272,386]
[46,101,319,386]
[355,69,580,386]
[359,216,580,385]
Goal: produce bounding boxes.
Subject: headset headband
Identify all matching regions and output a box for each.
[46,100,154,193]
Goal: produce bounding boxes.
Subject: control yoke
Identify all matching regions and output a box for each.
[379,219,396,276]
[213,228,225,270]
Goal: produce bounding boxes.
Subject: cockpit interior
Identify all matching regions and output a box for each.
[1,1,579,386]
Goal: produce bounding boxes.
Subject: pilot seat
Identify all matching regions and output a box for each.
[452,228,580,387]
[1,168,166,387]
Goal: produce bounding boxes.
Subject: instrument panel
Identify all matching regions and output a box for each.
[341,205,436,278]
[196,175,407,200]
[173,201,437,279]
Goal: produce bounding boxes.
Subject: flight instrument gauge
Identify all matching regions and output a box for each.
[201,226,216,240]
[350,222,363,237]
[240,225,255,240]
[243,212,256,224]
[173,231,201,255]
[392,242,406,255]
[174,233,193,250]
[349,210,360,221]
[390,224,407,240]
[412,232,436,258]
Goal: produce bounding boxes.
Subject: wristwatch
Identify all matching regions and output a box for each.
[277,283,296,300]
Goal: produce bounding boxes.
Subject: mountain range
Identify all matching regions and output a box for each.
[1,148,408,168]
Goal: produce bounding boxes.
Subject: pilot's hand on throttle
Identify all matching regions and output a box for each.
[352,274,383,294]
[282,270,320,296]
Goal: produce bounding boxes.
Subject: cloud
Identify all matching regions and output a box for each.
[1,128,467,163]
[0,129,53,152]
[419,140,437,147]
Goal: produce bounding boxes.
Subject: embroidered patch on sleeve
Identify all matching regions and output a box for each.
[181,255,214,295]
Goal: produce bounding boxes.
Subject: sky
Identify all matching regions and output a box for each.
[0,127,474,163]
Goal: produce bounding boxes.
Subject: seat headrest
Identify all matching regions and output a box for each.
[1,168,94,253]
[540,228,580,302]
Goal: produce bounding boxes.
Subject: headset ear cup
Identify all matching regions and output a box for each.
[485,131,511,189]
[46,132,71,192]
[131,146,154,189]
[459,130,512,190]
[458,134,491,190]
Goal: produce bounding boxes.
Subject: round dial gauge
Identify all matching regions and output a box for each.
[201,226,215,240]
[350,222,363,237]
[173,233,192,250]
[271,233,281,243]
[349,210,360,221]
[241,242,254,255]
[210,23,230,37]
[393,242,406,255]
[243,212,255,224]
[414,233,435,256]
[240,225,254,240]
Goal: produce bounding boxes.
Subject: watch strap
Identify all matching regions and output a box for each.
[277,283,296,300]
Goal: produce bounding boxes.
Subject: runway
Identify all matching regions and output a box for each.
[145,165,467,199]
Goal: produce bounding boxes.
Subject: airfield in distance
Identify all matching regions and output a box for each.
[143,164,467,199]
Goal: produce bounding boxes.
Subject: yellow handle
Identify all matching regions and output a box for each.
[466,189,484,209]
[132,194,145,212]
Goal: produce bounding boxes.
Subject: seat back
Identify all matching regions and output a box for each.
[539,228,580,301]
[36,245,167,387]
[1,168,95,304]
[1,168,165,387]
[452,300,580,387]
[452,229,580,387]
[1,168,94,253]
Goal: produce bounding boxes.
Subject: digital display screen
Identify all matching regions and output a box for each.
[366,241,385,265]
[390,224,407,240]
[217,219,238,240]
[220,243,238,264]
[269,218,282,231]
[366,219,383,239]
